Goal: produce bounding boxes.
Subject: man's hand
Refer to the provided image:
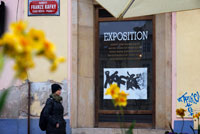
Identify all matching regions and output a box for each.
[56,123,59,128]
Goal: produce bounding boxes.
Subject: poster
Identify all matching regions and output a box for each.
[103,68,147,100]
[28,0,60,16]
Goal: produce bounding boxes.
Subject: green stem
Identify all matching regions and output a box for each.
[112,99,123,134]
[198,118,200,134]
[117,111,124,134]
[120,106,125,134]
[181,117,184,134]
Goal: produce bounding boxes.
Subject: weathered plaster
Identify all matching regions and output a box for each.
[0,80,69,119]
[30,94,43,116]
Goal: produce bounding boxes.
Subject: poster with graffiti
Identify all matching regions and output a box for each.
[103,68,147,100]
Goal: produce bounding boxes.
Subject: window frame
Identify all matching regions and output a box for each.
[95,6,156,128]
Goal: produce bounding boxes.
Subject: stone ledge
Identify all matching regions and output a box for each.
[72,128,168,134]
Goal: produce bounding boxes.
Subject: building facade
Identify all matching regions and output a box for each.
[0,0,200,134]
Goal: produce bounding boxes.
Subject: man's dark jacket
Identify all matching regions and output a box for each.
[43,96,66,134]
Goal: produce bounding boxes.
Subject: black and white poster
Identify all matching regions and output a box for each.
[103,68,147,100]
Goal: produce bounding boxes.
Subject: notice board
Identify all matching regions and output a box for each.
[28,0,60,16]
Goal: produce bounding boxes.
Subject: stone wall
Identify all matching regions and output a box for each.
[155,13,172,129]
[71,0,95,128]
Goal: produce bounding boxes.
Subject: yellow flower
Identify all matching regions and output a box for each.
[114,90,128,107]
[17,71,28,80]
[10,21,27,35]
[176,108,186,118]
[28,28,45,50]
[0,21,65,80]
[50,57,66,72]
[193,114,198,119]
[18,35,32,53]
[57,57,66,62]
[1,33,17,47]
[198,112,200,117]
[13,54,35,80]
[105,83,120,99]
[43,40,56,60]
[44,40,55,52]
[193,113,200,119]
[0,33,23,56]
[28,28,45,42]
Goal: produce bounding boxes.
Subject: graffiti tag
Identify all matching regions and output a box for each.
[104,71,142,90]
[177,91,200,116]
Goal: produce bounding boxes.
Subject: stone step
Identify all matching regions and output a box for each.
[72,128,168,134]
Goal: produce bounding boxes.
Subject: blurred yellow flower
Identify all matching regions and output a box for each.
[1,33,17,47]
[193,112,200,119]
[176,108,186,118]
[0,21,66,80]
[105,83,120,99]
[114,90,128,107]
[28,28,45,42]
[19,36,32,52]
[44,40,55,52]
[28,28,45,50]
[105,84,129,107]
[10,21,27,35]
[193,114,197,119]
[0,33,22,56]
[50,57,66,72]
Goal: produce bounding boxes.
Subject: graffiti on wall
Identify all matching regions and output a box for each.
[177,91,200,116]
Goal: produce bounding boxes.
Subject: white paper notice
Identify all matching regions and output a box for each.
[103,68,147,100]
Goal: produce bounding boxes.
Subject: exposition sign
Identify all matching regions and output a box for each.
[28,0,60,16]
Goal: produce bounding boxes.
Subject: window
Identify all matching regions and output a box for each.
[95,7,155,128]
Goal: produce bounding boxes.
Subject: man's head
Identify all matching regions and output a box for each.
[51,84,62,95]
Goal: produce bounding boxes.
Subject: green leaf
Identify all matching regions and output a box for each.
[0,89,9,113]
[0,52,4,75]
[125,121,135,134]
[190,125,195,134]
[198,124,200,134]
[169,122,175,133]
